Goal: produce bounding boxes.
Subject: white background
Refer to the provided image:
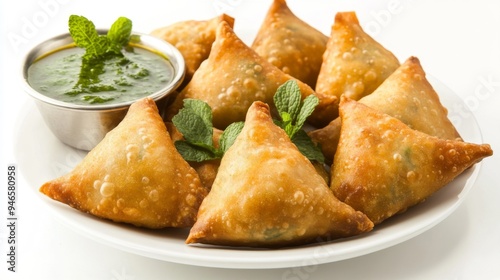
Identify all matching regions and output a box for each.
[1,0,499,279]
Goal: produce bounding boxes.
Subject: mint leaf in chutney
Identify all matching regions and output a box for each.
[107,17,133,55]
[69,15,108,60]
[68,15,132,60]
[68,15,99,49]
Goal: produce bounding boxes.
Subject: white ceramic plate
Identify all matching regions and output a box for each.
[15,77,484,269]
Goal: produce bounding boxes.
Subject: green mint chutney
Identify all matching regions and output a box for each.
[27,45,174,105]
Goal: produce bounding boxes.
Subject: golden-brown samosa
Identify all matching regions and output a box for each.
[166,21,337,129]
[40,98,207,229]
[309,56,461,163]
[315,11,400,118]
[252,0,328,88]
[331,97,493,225]
[151,14,235,87]
[186,101,373,247]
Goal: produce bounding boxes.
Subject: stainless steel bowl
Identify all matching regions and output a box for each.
[21,30,185,151]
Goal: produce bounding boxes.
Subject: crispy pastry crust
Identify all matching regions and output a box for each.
[316,11,400,119]
[252,0,328,88]
[331,97,492,224]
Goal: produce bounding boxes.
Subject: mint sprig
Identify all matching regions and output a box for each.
[107,17,133,54]
[172,99,244,162]
[274,80,325,163]
[68,15,132,60]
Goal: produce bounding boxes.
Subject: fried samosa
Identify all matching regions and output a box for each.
[165,21,337,129]
[186,101,373,247]
[309,56,461,163]
[331,97,493,225]
[151,14,235,86]
[40,98,208,229]
[252,0,328,88]
[315,11,400,118]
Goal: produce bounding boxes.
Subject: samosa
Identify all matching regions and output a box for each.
[330,97,492,225]
[187,101,373,247]
[40,98,208,229]
[315,11,400,118]
[252,0,328,88]
[151,14,235,87]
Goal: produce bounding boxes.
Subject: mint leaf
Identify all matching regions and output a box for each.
[273,80,323,163]
[174,141,220,162]
[292,130,325,163]
[107,17,132,54]
[219,122,244,153]
[274,80,302,124]
[172,99,243,162]
[68,15,132,60]
[172,99,213,147]
[279,112,295,137]
[69,15,98,48]
[69,15,106,60]
[296,94,319,132]
[273,80,319,138]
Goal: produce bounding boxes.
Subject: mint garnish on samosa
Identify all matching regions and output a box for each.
[172,80,324,164]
